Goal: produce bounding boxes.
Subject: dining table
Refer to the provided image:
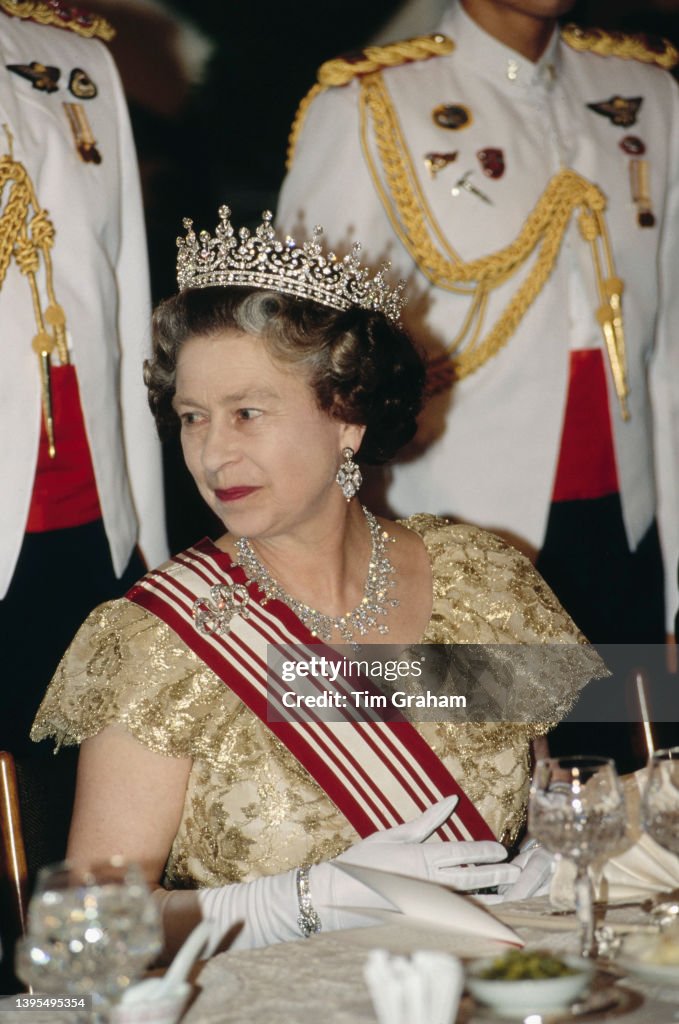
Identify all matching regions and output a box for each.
[1,896,677,1024]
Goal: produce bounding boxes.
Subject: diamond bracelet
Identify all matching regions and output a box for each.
[296,866,322,938]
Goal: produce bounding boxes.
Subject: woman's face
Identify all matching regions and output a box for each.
[173,330,365,540]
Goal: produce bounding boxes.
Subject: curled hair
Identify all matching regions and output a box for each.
[145,286,426,464]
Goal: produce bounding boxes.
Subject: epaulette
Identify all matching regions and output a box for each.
[316,33,454,88]
[562,23,678,70]
[0,0,114,42]
[287,33,454,168]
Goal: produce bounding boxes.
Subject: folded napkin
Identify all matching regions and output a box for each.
[550,769,679,907]
[364,948,464,1024]
[335,863,521,944]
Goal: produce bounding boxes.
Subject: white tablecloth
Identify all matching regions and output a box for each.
[2,898,678,1023]
[182,901,679,1024]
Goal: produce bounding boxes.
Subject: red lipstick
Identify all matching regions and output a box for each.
[215,486,260,503]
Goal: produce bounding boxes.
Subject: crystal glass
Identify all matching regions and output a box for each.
[15,858,162,1022]
[528,756,627,957]
[640,746,679,924]
[641,746,679,855]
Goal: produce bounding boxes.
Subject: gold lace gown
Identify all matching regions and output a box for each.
[33,516,604,888]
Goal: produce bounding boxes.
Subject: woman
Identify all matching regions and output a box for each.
[33,207,604,956]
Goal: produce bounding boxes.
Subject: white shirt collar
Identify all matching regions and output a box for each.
[438,2,561,92]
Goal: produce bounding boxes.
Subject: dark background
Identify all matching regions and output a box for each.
[87,0,679,551]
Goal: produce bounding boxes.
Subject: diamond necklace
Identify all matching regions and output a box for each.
[234,507,399,644]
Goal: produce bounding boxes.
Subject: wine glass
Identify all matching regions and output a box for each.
[15,858,162,1022]
[640,746,679,922]
[641,746,679,855]
[528,756,627,957]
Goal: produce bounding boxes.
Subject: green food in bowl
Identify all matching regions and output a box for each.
[466,953,593,1017]
[477,950,579,981]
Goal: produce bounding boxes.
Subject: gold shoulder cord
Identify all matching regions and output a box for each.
[358,71,629,417]
[1,127,69,456]
[562,23,679,70]
[0,0,115,41]
[287,34,454,169]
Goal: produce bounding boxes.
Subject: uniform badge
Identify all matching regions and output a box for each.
[68,68,97,100]
[432,104,472,130]
[424,151,458,178]
[63,103,102,163]
[451,170,492,204]
[7,62,60,93]
[619,135,645,155]
[586,95,643,127]
[477,148,505,179]
[629,158,655,227]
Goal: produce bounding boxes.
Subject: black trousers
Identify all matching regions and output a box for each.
[0,520,144,755]
[536,494,670,772]
[536,494,665,645]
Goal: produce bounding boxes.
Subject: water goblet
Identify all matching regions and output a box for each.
[640,746,679,923]
[641,746,679,855]
[15,858,162,1022]
[528,755,627,958]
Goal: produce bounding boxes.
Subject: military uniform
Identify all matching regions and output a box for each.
[277,2,679,647]
[0,1,167,752]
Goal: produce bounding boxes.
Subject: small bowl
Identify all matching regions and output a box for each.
[617,929,679,986]
[466,954,593,1018]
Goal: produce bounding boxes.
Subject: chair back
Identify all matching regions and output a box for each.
[0,748,77,991]
[0,751,29,991]
[0,751,29,937]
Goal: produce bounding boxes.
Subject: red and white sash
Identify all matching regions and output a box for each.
[127,538,494,843]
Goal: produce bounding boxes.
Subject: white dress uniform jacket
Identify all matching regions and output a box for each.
[0,12,167,597]
[277,2,679,630]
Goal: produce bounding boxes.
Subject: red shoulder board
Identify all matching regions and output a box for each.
[0,0,115,42]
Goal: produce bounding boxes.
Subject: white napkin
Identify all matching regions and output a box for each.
[550,769,679,907]
[335,863,522,944]
[364,948,464,1024]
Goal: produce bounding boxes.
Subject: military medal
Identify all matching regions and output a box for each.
[620,135,645,155]
[587,96,643,127]
[424,151,457,178]
[7,62,60,93]
[432,103,471,130]
[63,102,102,163]
[629,159,655,227]
[68,67,97,99]
[451,170,492,204]
[477,148,504,179]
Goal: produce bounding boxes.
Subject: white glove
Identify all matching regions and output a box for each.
[497,845,554,901]
[197,796,518,953]
[197,867,300,954]
[311,796,519,929]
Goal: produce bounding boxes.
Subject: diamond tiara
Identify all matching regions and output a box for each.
[176,206,406,322]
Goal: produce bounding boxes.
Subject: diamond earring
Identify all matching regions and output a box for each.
[336,447,362,501]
